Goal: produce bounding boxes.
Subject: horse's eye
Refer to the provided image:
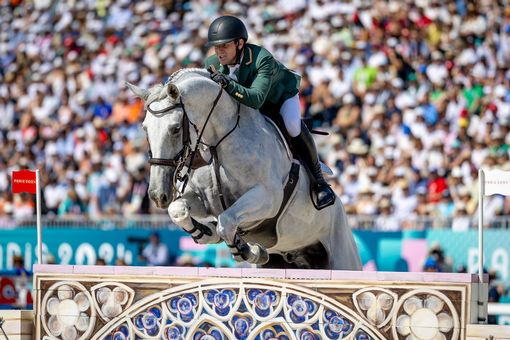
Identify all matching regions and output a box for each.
[170,126,181,135]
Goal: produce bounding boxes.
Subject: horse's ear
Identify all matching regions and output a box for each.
[125,82,149,101]
[167,83,180,100]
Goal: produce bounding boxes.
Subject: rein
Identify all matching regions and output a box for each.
[202,101,241,210]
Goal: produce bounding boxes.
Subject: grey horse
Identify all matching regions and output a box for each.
[127,69,361,270]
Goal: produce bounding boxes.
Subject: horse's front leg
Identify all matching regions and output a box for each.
[168,190,221,244]
[217,184,280,264]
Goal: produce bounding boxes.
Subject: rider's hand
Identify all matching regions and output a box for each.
[210,71,231,88]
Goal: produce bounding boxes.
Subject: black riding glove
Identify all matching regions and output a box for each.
[210,71,231,88]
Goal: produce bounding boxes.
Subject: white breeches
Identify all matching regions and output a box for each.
[280,94,301,137]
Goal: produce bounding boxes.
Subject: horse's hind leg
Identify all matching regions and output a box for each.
[168,189,221,244]
[260,254,299,269]
[284,242,330,269]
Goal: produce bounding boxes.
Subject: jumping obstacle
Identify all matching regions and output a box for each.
[23,265,497,339]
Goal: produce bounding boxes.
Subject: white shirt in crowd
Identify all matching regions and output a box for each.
[142,242,169,266]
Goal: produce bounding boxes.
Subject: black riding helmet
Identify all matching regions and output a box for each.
[207,16,248,47]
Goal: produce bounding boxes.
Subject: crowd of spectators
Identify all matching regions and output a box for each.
[0,0,509,230]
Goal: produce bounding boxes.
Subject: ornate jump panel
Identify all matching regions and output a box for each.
[33,266,485,340]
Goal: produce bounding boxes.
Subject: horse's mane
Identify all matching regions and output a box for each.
[145,68,210,109]
[166,68,210,83]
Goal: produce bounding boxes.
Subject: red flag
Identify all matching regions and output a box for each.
[11,170,37,194]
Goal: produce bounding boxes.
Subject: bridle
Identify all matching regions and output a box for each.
[146,101,190,168]
[145,84,240,207]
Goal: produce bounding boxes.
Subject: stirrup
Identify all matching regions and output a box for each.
[310,183,336,210]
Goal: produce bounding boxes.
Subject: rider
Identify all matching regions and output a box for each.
[204,15,335,210]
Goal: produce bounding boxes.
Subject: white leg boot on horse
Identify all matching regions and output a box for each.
[168,189,221,245]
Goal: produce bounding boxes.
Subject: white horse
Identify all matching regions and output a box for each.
[127,69,361,270]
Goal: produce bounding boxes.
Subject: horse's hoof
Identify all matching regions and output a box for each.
[249,244,269,265]
[231,242,269,265]
[168,201,189,223]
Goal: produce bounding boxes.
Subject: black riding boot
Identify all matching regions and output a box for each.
[291,123,335,210]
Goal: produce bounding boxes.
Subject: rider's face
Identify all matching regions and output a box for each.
[214,40,242,65]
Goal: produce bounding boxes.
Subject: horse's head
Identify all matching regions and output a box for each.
[127,81,185,208]
[127,68,230,208]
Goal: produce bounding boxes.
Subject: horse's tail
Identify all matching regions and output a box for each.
[324,200,362,270]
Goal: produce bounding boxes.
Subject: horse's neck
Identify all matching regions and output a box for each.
[189,94,244,146]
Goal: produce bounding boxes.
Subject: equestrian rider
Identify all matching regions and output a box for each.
[204,15,335,210]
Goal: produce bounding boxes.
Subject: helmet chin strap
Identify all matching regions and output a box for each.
[230,39,243,65]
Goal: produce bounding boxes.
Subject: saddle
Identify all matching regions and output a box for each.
[262,114,333,176]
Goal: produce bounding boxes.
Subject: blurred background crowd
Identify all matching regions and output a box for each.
[0,0,509,231]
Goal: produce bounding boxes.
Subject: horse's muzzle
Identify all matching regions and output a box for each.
[150,190,171,208]
[148,166,175,209]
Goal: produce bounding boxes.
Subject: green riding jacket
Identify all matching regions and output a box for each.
[204,43,301,115]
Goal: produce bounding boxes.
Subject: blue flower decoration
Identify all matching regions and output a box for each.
[255,326,290,340]
[354,330,373,340]
[106,324,130,340]
[324,309,353,339]
[229,314,254,340]
[296,329,321,340]
[287,294,317,323]
[247,289,279,317]
[168,293,198,322]
[164,324,185,340]
[134,306,162,337]
[192,323,225,340]
[205,289,237,317]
